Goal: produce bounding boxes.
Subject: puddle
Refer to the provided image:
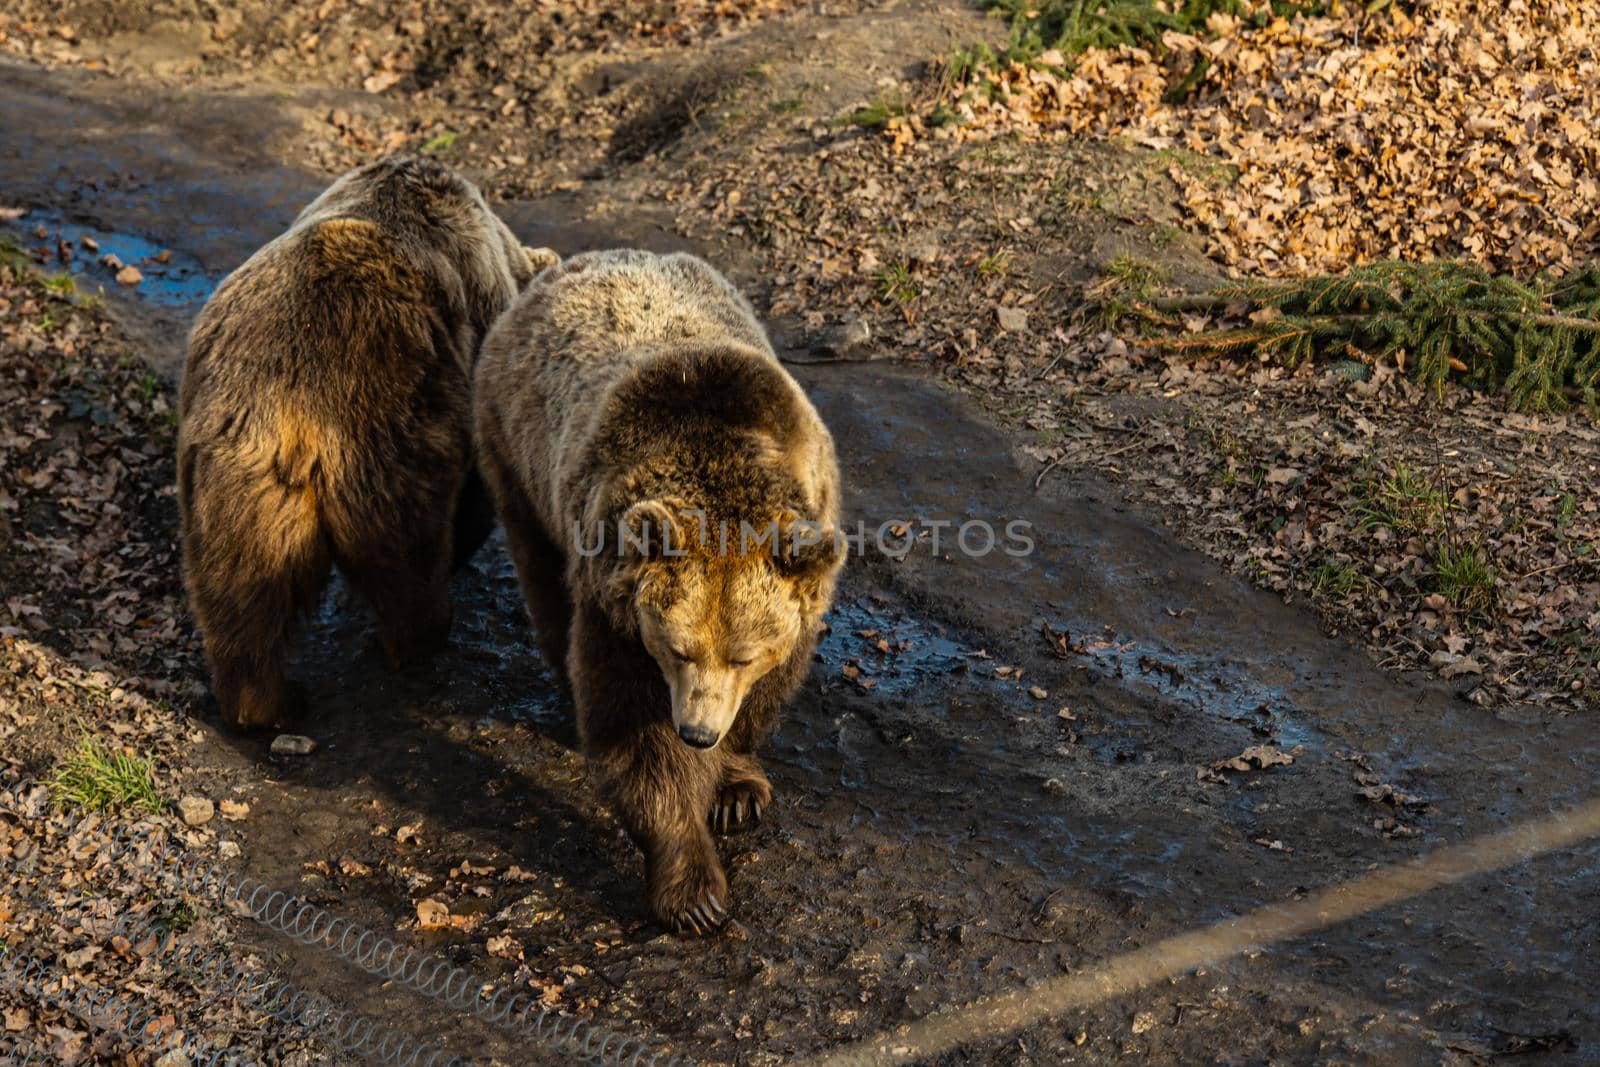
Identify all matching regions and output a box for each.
[818,597,981,697]
[5,209,218,308]
[1063,624,1321,751]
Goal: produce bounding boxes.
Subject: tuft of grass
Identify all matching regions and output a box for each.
[846,93,908,130]
[1095,254,1172,323]
[419,131,459,153]
[41,273,77,296]
[1151,145,1236,187]
[0,238,24,275]
[48,732,163,815]
[1428,537,1498,617]
[770,96,805,114]
[1351,463,1452,535]
[1311,559,1366,599]
[959,0,1327,79]
[1152,224,1186,247]
[875,259,919,303]
[976,250,1012,278]
[1556,492,1578,531]
[1103,255,1170,300]
[153,900,203,937]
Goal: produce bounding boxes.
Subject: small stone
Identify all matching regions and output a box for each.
[1042,777,1065,795]
[155,1050,192,1067]
[271,734,317,756]
[177,796,214,826]
[218,840,241,859]
[1131,1010,1157,1034]
[1028,685,1048,700]
[996,306,1029,332]
[813,317,871,359]
[219,799,250,821]
[100,252,124,270]
[904,235,942,264]
[115,264,143,286]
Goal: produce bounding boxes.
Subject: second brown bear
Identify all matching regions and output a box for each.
[475,250,844,933]
[179,157,542,729]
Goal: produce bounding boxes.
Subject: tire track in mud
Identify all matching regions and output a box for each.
[3,61,1597,1065]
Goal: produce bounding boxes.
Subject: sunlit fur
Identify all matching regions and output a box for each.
[178,157,540,729]
[475,249,843,934]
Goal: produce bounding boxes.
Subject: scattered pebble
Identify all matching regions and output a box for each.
[218,799,250,821]
[996,306,1029,333]
[177,796,214,826]
[115,265,143,286]
[271,734,317,756]
[812,317,872,359]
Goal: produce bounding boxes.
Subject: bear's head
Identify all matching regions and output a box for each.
[612,497,840,750]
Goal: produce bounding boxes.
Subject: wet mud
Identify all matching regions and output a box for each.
[2,61,1597,1065]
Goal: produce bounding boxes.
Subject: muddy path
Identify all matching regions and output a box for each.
[3,62,1597,1065]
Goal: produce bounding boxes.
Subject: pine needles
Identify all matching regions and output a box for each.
[1147,261,1600,413]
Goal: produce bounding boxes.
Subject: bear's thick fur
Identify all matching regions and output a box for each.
[475,250,843,933]
[179,157,541,729]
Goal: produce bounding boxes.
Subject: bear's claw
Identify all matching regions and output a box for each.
[710,778,770,835]
[649,846,730,936]
[677,895,728,936]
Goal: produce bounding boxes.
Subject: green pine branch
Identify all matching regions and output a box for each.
[1140,260,1600,413]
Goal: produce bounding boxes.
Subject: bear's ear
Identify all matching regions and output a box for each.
[618,498,688,559]
[775,511,843,581]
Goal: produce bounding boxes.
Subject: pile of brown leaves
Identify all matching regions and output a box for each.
[0,264,198,705]
[0,781,324,1064]
[0,259,319,1061]
[940,0,1600,277]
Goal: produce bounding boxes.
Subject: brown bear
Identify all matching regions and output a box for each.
[474,249,844,934]
[178,156,549,729]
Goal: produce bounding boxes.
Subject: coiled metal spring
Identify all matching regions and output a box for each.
[0,940,254,1066]
[4,818,465,1066]
[2,783,689,1066]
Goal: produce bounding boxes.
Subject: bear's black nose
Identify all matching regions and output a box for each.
[678,724,719,749]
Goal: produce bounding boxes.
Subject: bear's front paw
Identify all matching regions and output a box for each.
[648,850,730,936]
[710,774,772,835]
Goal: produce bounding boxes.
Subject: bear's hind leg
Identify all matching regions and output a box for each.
[710,751,771,835]
[330,492,455,668]
[341,544,454,668]
[477,419,572,685]
[183,468,329,730]
[450,465,496,572]
[189,545,327,730]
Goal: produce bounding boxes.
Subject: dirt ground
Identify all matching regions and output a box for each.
[0,2,1597,1064]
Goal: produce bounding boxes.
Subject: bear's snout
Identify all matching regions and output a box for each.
[677,723,721,749]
